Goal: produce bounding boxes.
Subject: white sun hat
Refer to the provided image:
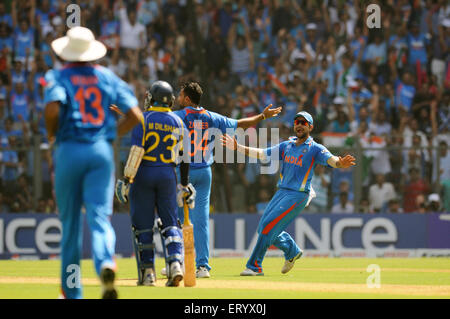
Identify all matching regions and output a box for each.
[51,26,107,62]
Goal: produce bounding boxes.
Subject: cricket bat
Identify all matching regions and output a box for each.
[183,199,196,287]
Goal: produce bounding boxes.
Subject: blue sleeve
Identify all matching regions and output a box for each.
[210,111,238,133]
[112,73,138,114]
[314,143,333,167]
[43,70,67,104]
[264,141,287,161]
[130,120,144,147]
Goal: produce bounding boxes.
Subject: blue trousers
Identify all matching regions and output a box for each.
[246,188,309,273]
[54,140,116,299]
[177,166,212,270]
[130,165,182,267]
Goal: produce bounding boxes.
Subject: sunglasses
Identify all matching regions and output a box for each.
[294,119,309,126]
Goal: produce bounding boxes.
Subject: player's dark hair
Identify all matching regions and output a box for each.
[181,81,203,105]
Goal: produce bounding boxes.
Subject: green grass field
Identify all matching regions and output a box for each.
[0,257,449,299]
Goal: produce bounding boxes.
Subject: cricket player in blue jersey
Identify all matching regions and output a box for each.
[170,81,282,278]
[222,111,356,275]
[114,80,195,287]
[43,27,143,298]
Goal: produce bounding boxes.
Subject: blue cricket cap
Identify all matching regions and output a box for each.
[294,111,313,125]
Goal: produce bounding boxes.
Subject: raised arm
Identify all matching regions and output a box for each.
[227,19,237,51]
[11,0,17,28]
[117,0,128,23]
[347,87,356,123]
[356,38,366,66]
[430,99,438,138]
[29,0,36,28]
[242,17,254,70]
[321,2,331,33]
[236,104,282,129]
[369,84,380,115]
[388,49,398,83]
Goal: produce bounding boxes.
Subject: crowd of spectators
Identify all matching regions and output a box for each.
[0,0,448,214]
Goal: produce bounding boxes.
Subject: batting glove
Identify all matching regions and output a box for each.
[177,183,196,209]
[115,178,130,204]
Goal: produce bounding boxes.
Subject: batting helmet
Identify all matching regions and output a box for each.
[144,81,175,110]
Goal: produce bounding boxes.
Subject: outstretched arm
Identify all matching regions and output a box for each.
[221,133,267,160]
[327,154,356,169]
[236,104,282,129]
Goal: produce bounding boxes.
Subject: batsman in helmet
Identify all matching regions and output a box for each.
[115,81,195,287]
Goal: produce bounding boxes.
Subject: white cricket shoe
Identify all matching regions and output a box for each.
[196,266,210,278]
[240,268,264,276]
[166,262,183,287]
[141,268,156,286]
[281,251,303,274]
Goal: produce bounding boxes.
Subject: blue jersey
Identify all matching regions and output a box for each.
[13,27,35,58]
[265,136,333,193]
[43,63,137,143]
[131,106,185,167]
[10,90,30,122]
[395,78,416,111]
[174,106,238,168]
[407,33,429,65]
